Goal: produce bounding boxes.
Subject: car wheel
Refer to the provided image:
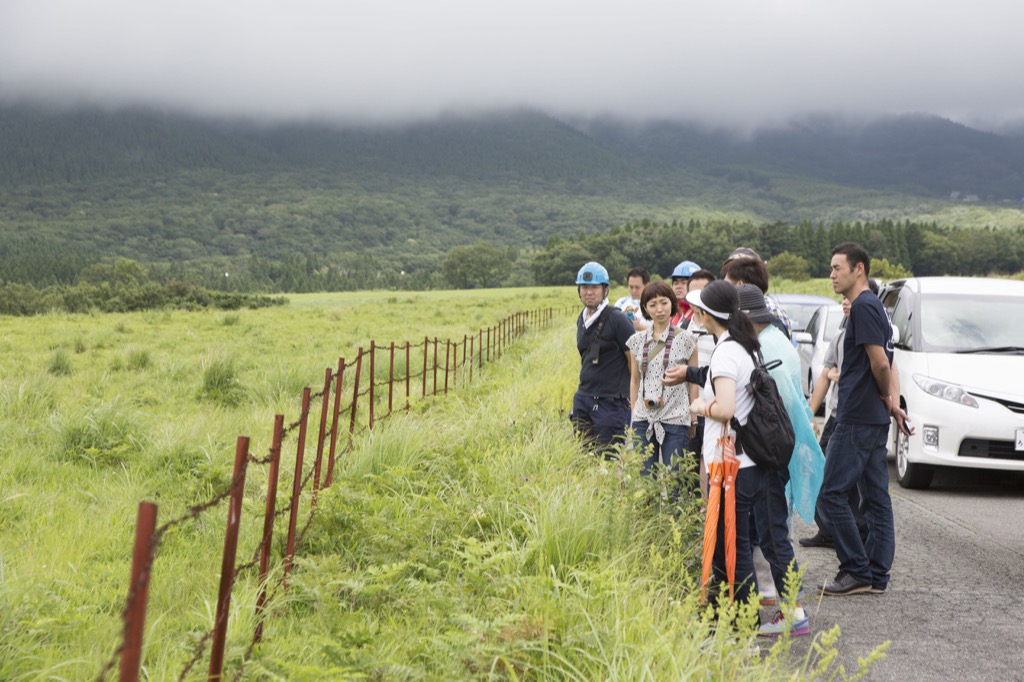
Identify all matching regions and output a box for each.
[895,422,933,489]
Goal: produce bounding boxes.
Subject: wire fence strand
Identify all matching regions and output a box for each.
[99,306,568,682]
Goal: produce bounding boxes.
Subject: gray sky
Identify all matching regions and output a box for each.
[2,0,1022,130]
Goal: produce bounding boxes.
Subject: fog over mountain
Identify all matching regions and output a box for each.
[2,0,1023,132]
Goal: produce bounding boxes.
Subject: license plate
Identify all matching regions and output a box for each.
[1017,428,1024,451]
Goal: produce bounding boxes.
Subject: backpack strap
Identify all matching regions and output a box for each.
[583,305,614,365]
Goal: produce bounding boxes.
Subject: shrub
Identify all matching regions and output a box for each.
[198,355,246,406]
[48,349,72,376]
[53,402,146,466]
[871,257,913,280]
[126,348,151,371]
[767,251,811,281]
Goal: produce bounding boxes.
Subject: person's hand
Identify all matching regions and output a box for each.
[690,397,707,417]
[662,365,687,386]
[632,318,645,332]
[892,403,915,436]
[827,367,840,383]
[811,419,821,437]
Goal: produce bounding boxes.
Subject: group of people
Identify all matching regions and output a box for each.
[570,243,914,637]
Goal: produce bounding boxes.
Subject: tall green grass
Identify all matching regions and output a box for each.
[0,286,881,679]
[249,324,881,679]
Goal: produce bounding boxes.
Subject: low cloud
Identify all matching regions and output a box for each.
[2,0,1022,130]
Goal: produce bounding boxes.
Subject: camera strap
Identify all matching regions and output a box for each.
[639,326,675,404]
[640,326,675,379]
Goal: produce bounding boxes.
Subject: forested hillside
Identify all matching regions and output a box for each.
[585,114,1024,199]
[2,104,1023,296]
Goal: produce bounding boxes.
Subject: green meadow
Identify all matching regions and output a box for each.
[0,283,877,680]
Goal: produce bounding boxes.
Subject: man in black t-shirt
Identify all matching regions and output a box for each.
[819,243,913,597]
[571,261,635,453]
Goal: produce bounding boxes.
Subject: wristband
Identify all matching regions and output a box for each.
[705,399,717,419]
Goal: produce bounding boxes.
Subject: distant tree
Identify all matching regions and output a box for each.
[914,232,959,276]
[531,240,595,286]
[766,251,810,281]
[870,257,913,281]
[442,241,511,289]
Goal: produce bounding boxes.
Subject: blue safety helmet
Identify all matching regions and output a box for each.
[671,260,701,279]
[576,261,610,285]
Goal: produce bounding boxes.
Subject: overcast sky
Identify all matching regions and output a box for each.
[2,0,1022,131]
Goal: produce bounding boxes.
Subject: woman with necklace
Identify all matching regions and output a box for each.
[627,281,699,478]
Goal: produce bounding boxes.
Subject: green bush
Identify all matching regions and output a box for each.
[198,355,246,406]
[53,402,146,466]
[48,349,72,376]
[767,251,811,281]
[871,257,913,280]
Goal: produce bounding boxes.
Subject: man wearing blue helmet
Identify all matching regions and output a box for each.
[670,260,701,329]
[572,261,635,453]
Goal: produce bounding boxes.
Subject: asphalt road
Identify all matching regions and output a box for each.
[787,464,1024,681]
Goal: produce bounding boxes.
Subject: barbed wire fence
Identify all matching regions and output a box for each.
[96,306,572,682]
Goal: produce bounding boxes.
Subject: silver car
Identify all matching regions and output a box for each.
[793,303,845,402]
[767,293,837,333]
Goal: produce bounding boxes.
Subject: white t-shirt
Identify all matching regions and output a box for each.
[703,332,756,469]
[613,295,652,329]
[689,320,716,400]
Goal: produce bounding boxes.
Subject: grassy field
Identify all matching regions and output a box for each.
[0,282,877,680]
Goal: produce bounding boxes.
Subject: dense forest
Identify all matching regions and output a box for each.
[1,104,1022,300]
[531,218,1024,286]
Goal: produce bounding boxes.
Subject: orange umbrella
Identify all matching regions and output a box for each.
[700,458,724,604]
[720,427,740,599]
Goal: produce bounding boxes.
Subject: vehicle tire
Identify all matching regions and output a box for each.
[895,423,933,489]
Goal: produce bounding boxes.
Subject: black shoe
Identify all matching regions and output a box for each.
[869,584,887,594]
[799,533,835,548]
[822,570,872,596]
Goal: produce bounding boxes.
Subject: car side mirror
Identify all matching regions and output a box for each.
[793,331,813,346]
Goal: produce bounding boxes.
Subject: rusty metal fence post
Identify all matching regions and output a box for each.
[118,501,157,682]
[255,416,284,643]
[284,389,311,585]
[368,341,376,430]
[207,436,249,681]
[444,341,450,395]
[324,359,345,489]
[432,338,439,396]
[311,367,333,506]
[422,336,429,398]
[388,342,395,416]
[348,351,363,449]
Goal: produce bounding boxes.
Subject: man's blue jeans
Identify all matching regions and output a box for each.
[632,421,690,475]
[820,422,895,588]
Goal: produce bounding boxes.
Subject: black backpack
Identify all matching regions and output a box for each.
[713,342,795,470]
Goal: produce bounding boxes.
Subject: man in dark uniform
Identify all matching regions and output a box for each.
[571,261,635,454]
[820,242,913,596]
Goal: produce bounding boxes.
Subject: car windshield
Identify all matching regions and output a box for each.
[784,303,825,332]
[822,308,844,341]
[920,293,1024,352]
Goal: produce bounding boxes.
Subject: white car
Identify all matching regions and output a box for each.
[881,277,1024,489]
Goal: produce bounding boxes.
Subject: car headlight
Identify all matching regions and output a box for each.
[912,374,979,408]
